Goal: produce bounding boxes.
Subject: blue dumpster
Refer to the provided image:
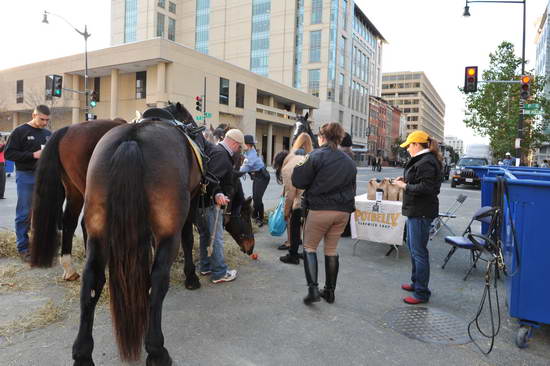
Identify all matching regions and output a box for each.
[483,171,550,348]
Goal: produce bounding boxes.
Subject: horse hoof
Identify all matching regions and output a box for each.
[73,358,95,366]
[64,272,81,281]
[185,276,201,290]
[146,350,172,366]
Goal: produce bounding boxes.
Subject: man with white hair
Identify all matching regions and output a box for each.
[197,129,246,283]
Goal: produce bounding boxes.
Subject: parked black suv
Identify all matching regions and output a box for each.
[450,157,489,188]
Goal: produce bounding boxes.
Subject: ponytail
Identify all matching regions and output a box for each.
[427,138,443,166]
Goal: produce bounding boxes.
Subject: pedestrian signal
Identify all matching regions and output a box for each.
[464,66,478,93]
[520,75,531,100]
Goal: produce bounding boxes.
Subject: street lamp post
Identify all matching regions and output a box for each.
[42,11,91,121]
[463,0,526,165]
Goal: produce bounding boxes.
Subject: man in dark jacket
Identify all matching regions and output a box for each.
[5,105,52,262]
[198,128,245,284]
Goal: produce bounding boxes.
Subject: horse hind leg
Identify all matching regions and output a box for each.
[61,187,84,281]
[181,213,200,290]
[72,236,107,366]
[145,236,177,366]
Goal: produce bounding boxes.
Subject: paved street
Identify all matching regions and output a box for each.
[1,168,549,365]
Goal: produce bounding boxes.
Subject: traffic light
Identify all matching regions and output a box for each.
[464,66,478,93]
[195,96,203,112]
[90,91,98,108]
[520,75,531,100]
[52,74,63,97]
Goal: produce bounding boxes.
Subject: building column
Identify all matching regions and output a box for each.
[72,75,81,124]
[290,103,296,113]
[12,112,19,130]
[110,69,119,119]
[267,123,273,166]
[156,62,167,107]
[269,96,275,107]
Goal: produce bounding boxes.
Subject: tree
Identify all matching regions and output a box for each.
[462,41,550,161]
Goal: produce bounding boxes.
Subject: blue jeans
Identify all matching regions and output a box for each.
[406,217,433,301]
[15,170,35,253]
[198,205,228,281]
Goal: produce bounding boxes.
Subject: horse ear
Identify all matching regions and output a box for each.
[304,112,309,120]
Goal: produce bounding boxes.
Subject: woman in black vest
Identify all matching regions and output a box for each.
[394,130,442,304]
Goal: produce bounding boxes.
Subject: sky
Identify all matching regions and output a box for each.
[1,0,548,146]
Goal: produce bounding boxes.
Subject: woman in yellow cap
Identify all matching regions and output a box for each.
[394,130,442,304]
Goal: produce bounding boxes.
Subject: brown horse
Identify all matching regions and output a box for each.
[30,103,254,284]
[72,121,200,365]
[30,119,126,280]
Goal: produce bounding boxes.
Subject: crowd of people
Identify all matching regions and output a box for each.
[3,103,447,306]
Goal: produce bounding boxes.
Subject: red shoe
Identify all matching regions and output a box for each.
[403,296,428,305]
[401,283,414,292]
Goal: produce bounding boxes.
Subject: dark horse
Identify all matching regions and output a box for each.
[71,121,200,365]
[292,112,318,148]
[30,102,254,283]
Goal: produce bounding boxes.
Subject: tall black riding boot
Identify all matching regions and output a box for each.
[303,251,320,305]
[320,255,339,304]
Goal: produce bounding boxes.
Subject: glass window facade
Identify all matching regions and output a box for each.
[219,77,229,105]
[124,0,138,43]
[339,73,345,105]
[195,0,210,54]
[353,13,377,49]
[250,0,271,76]
[327,0,338,101]
[293,0,304,88]
[168,18,176,41]
[156,12,165,37]
[158,0,165,8]
[309,30,321,63]
[308,69,320,97]
[339,35,346,69]
[311,0,322,24]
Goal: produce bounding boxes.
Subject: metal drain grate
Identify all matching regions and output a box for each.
[383,307,471,345]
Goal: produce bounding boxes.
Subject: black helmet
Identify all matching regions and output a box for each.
[244,135,256,145]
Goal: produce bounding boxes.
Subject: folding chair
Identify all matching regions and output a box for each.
[429,193,467,240]
[441,206,500,280]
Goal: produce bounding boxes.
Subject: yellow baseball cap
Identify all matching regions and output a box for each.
[400,130,430,148]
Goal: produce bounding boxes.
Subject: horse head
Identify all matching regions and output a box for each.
[224,196,255,255]
[165,101,197,126]
[293,112,319,148]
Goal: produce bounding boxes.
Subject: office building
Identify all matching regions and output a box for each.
[381,71,445,142]
[110,0,386,148]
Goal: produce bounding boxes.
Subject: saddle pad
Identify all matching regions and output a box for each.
[184,134,205,176]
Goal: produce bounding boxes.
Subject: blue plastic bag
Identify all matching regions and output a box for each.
[268,196,287,236]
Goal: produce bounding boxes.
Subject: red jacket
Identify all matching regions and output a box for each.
[0,142,5,163]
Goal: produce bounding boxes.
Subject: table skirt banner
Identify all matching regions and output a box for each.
[351,193,406,246]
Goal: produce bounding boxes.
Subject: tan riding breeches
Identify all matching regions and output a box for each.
[303,210,350,256]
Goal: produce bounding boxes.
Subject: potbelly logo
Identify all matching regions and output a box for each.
[355,210,401,228]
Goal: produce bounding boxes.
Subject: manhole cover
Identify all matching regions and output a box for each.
[383,307,471,345]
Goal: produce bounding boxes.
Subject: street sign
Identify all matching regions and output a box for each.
[524,103,540,110]
[196,116,204,120]
[204,112,212,118]
[523,109,542,115]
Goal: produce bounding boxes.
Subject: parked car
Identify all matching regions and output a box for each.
[450,157,489,188]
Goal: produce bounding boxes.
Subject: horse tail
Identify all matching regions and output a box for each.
[30,126,69,267]
[107,138,152,361]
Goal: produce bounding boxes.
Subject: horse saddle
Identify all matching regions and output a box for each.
[138,107,209,177]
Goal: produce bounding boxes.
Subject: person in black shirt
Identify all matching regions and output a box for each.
[394,130,442,305]
[5,105,52,262]
[292,122,357,305]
